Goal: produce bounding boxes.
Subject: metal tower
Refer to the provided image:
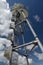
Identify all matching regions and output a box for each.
[5,3,43,65]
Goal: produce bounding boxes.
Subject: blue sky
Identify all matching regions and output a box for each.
[4,0,43,65]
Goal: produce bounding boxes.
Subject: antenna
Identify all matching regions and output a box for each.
[5,3,43,65]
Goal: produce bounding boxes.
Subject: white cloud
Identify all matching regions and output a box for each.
[34,52,43,60]
[28,58,33,64]
[26,44,34,50]
[18,55,33,65]
[0,56,9,64]
[10,52,33,65]
[0,44,5,51]
[2,0,6,2]
[0,0,13,64]
[18,55,27,65]
[0,38,12,48]
[33,15,41,22]
[0,51,4,57]
[0,0,12,37]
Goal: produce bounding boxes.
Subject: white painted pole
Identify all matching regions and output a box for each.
[13,40,37,49]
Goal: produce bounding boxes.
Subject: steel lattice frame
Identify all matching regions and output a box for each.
[9,4,43,65]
